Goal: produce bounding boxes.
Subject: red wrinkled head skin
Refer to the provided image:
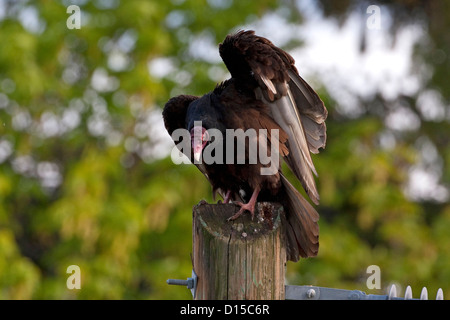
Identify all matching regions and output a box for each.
[190,126,209,162]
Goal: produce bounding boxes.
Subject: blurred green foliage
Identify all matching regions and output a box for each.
[0,0,448,299]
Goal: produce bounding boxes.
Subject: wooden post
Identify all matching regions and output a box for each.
[192,201,286,300]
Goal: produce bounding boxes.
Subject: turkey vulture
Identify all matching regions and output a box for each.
[162,30,327,261]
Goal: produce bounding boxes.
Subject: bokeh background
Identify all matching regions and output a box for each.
[0,0,449,299]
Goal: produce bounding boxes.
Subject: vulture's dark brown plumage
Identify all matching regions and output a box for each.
[163,30,328,262]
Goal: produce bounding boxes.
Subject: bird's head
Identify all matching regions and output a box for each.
[190,125,209,162]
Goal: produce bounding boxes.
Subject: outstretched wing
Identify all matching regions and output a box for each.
[219,30,327,205]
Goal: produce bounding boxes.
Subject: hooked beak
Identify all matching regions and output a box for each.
[191,126,207,163]
[193,144,202,162]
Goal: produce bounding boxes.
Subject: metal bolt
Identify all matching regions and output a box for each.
[166,277,194,289]
[348,291,361,300]
[306,288,316,299]
[167,270,198,298]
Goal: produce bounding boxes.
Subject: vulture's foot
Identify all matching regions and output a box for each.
[227,187,260,221]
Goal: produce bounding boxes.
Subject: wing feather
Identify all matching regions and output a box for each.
[267,94,320,204]
[219,30,327,205]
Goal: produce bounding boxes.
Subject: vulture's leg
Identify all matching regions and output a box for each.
[216,190,232,204]
[227,186,260,221]
[223,190,232,204]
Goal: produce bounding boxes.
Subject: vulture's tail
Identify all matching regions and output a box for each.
[280,173,319,262]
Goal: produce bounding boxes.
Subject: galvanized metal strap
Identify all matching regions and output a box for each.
[285,285,444,300]
[167,270,444,300]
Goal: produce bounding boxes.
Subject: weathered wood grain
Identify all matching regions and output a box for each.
[192,201,286,300]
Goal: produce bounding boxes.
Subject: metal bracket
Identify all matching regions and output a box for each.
[167,272,444,300]
[285,284,444,300]
[285,285,369,300]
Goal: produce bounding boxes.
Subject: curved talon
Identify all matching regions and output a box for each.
[227,187,260,221]
[227,201,256,221]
